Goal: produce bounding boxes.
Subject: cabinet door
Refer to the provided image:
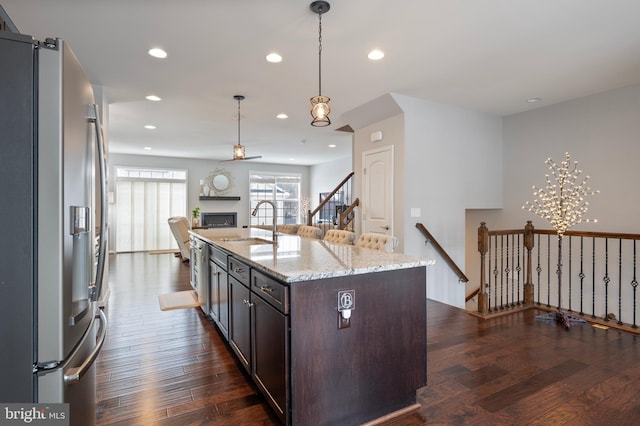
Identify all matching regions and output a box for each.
[218,270,229,339]
[189,240,197,289]
[209,260,219,323]
[229,276,251,372]
[252,294,289,424]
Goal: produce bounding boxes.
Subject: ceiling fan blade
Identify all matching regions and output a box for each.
[219,155,262,162]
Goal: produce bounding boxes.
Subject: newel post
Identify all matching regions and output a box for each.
[524,220,535,305]
[477,222,489,314]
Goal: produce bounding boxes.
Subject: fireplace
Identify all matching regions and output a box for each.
[201,212,237,228]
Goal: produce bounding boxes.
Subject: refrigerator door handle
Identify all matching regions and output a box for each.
[88,103,108,302]
[64,307,107,384]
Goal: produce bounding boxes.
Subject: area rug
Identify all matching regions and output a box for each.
[158,290,199,311]
[148,249,180,255]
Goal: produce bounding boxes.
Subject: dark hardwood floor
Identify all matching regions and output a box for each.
[96,252,278,425]
[97,252,640,425]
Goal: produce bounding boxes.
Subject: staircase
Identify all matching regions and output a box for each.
[307,172,359,231]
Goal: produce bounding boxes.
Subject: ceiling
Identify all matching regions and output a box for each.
[3,0,640,166]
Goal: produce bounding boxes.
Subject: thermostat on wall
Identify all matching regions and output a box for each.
[370,130,383,142]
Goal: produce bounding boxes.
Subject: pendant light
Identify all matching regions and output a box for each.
[222,95,262,161]
[233,95,246,159]
[310,1,331,127]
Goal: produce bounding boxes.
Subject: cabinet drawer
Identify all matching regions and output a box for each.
[251,269,289,315]
[228,256,250,284]
[209,245,227,269]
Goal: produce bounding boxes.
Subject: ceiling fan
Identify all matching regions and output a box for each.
[220,95,262,161]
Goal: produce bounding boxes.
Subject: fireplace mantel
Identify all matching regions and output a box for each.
[199,196,240,201]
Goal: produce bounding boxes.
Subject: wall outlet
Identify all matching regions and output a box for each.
[338,312,351,329]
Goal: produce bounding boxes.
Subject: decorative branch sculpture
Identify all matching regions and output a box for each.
[523,152,599,236]
[523,152,599,328]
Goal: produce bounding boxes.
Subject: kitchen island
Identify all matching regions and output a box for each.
[190,227,432,426]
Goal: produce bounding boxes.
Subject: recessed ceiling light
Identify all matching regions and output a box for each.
[289,158,295,161]
[144,147,152,150]
[148,48,167,58]
[146,95,161,101]
[144,125,156,129]
[276,113,288,119]
[266,52,282,63]
[368,49,384,60]
[328,144,336,148]
[527,97,541,103]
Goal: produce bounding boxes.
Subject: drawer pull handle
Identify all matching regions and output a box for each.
[242,299,254,308]
[233,268,244,274]
[260,285,274,293]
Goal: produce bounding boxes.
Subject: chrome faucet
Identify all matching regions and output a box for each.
[251,200,278,243]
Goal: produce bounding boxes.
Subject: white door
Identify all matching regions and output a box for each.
[362,145,394,235]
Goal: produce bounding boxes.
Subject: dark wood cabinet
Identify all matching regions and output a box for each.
[218,271,229,337]
[228,275,251,373]
[228,256,250,283]
[209,247,229,338]
[209,260,229,338]
[209,260,218,322]
[193,235,427,426]
[227,256,290,423]
[251,272,289,424]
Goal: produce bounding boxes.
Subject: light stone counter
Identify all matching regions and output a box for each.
[191,227,433,283]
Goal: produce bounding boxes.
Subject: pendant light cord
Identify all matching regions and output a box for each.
[237,97,241,145]
[318,12,323,96]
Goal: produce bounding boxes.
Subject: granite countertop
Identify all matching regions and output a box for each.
[190,227,434,283]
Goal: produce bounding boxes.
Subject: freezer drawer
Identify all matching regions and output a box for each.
[37,307,106,426]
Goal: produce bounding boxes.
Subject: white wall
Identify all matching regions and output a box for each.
[394,94,503,308]
[108,153,310,232]
[465,83,640,306]
[347,94,502,308]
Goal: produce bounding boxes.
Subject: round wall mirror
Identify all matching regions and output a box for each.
[206,168,233,195]
[213,174,229,191]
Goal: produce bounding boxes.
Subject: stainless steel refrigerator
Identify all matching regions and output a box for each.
[0,31,108,426]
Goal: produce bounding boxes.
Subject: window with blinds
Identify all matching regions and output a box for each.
[115,167,187,252]
[249,172,302,227]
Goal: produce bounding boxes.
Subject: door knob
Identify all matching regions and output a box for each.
[380,225,389,230]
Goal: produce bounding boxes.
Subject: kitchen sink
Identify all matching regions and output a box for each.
[219,237,275,245]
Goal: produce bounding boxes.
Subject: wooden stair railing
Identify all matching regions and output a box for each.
[474,221,535,314]
[415,223,469,283]
[337,198,359,230]
[308,172,357,230]
[475,221,640,334]
[465,286,482,303]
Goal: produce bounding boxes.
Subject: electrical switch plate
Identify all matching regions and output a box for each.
[410,207,421,217]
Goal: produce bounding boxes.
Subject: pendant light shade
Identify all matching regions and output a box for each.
[233,95,246,159]
[233,142,245,160]
[310,1,331,127]
[310,95,331,127]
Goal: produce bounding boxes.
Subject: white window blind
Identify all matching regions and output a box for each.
[115,168,187,252]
